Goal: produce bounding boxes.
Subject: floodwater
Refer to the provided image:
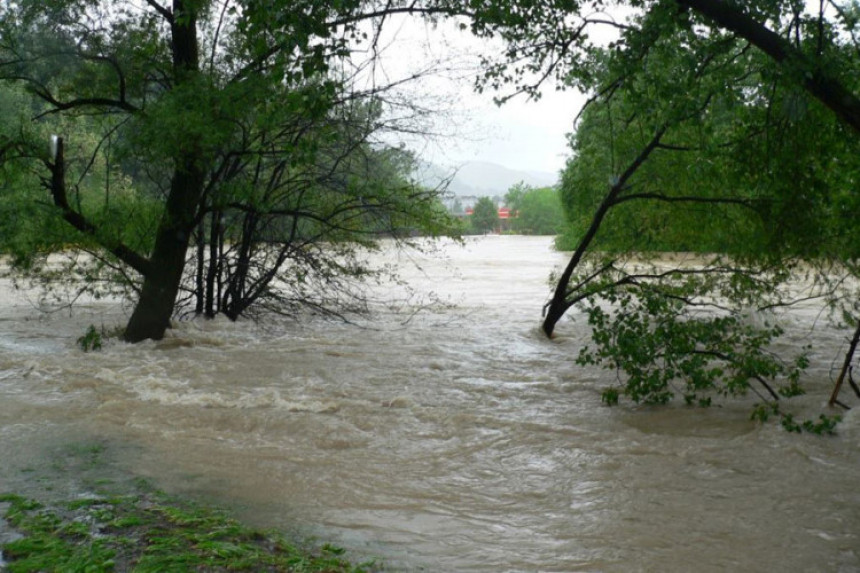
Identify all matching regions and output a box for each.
[1,236,858,571]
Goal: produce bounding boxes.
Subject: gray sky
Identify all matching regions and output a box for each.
[362,1,834,176]
[358,16,588,176]
[433,86,583,175]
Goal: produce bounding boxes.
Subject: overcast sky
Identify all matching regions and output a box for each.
[428,83,583,176]
[357,16,589,176]
[359,1,835,176]
[390,76,585,176]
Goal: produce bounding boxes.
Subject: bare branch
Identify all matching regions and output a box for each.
[613,192,759,211]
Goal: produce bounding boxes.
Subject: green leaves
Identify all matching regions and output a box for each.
[236,0,361,83]
[470,196,499,233]
[576,277,808,408]
[1,490,373,572]
[508,185,565,235]
[76,325,103,352]
[750,403,842,435]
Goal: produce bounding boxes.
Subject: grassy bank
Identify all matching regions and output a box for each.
[0,486,377,572]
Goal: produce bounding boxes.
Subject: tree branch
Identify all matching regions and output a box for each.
[542,124,668,336]
[44,138,152,277]
[829,318,860,406]
[143,0,174,23]
[676,0,860,133]
[613,192,759,211]
[689,349,781,400]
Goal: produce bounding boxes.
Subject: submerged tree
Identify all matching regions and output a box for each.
[187,98,453,321]
[528,2,860,337]
[0,0,455,341]
[443,0,860,420]
[570,11,858,418]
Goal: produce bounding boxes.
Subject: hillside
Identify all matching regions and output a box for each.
[414,160,558,197]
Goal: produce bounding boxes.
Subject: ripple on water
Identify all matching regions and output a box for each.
[0,238,858,572]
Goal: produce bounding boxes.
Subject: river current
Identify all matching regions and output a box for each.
[0,236,858,571]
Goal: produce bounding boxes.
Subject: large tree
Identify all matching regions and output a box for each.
[555,58,859,410]
[0,0,453,341]
[470,196,499,233]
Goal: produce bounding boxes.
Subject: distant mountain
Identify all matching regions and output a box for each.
[414,160,558,198]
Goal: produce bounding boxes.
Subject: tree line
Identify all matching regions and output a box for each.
[455,183,565,235]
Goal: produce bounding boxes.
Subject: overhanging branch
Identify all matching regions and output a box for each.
[44,138,152,277]
[613,192,759,211]
[676,0,860,133]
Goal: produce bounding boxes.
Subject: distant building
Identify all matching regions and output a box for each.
[443,195,480,216]
[462,205,518,233]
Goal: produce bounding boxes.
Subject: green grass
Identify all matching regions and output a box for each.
[0,491,378,572]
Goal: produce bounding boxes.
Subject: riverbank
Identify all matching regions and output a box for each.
[0,435,378,572]
[1,484,376,572]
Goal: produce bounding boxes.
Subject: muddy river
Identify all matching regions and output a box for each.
[1,236,858,571]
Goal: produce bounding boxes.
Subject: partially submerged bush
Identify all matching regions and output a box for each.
[571,263,841,434]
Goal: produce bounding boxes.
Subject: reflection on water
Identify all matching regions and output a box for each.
[1,236,858,571]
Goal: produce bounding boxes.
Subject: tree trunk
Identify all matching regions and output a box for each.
[676,0,860,134]
[205,210,221,317]
[542,126,667,336]
[123,0,202,342]
[828,318,860,406]
[195,218,205,315]
[123,162,206,342]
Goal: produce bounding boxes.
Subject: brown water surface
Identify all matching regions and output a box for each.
[0,236,858,571]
